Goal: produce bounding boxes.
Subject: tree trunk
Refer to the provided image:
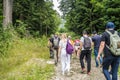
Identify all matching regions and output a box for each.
[3,0,13,28]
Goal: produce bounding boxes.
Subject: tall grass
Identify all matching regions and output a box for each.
[0,37,54,80]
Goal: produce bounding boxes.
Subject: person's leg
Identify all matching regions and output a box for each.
[66,54,71,72]
[102,56,113,80]
[94,49,99,67]
[50,48,54,59]
[96,48,103,66]
[86,50,91,73]
[61,53,67,75]
[111,57,120,80]
[56,48,59,62]
[54,49,57,65]
[99,55,103,66]
[80,50,85,70]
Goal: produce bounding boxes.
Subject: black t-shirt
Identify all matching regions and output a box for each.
[101,30,120,57]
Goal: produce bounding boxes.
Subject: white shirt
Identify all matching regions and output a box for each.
[80,36,92,50]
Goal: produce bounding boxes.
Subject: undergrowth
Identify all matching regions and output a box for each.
[0,37,54,80]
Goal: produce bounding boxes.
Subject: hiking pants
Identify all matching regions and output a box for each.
[102,56,120,80]
[54,48,59,64]
[50,48,54,58]
[80,50,91,72]
[94,48,102,67]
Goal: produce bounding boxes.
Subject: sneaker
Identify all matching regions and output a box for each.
[87,72,91,75]
[81,68,86,73]
[67,71,70,76]
[62,72,65,75]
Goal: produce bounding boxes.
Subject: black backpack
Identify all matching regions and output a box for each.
[83,37,91,50]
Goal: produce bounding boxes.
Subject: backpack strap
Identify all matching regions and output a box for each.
[105,30,112,49]
[106,30,118,35]
[106,30,112,36]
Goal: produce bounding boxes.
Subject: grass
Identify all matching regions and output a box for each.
[0,37,54,80]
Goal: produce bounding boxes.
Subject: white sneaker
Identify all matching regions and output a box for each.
[62,72,65,75]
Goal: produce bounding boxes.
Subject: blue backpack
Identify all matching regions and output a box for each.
[66,40,74,54]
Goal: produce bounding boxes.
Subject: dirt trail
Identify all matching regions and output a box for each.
[50,57,120,80]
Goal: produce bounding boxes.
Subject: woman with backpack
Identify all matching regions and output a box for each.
[59,33,72,75]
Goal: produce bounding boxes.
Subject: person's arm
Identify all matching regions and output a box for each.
[77,40,83,57]
[58,40,62,55]
[97,41,105,60]
[90,37,94,49]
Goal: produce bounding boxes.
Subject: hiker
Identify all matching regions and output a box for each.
[59,33,72,75]
[92,31,102,67]
[51,33,60,65]
[77,30,92,75]
[74,39,80,58]
[47,35,54,59]
[97,22,120,80]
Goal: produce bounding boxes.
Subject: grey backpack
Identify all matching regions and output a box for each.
[53,37,59,49]
[83,37,91,50]
[106,30,120,56]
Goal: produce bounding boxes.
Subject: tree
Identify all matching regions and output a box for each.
[3,0,13,28]
[13,0,60,37]
[60,0,120,35]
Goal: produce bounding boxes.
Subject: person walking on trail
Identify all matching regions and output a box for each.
[74,39,80,58]
[47,35,54,59]
[59,34,72,75]
[77,30,92,75]
[97,22,120,80]
[92,31,102,67]
[51,33,60,65]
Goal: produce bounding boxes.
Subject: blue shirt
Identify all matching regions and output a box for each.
[92,34,101,48]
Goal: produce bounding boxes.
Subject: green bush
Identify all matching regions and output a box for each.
[0,16,13,57]
[14,20,28,38]
[0,37,54,80]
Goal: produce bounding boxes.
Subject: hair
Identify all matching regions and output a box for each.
[92,31,97,34]
[61,33,67,39]
[82,30,88,35]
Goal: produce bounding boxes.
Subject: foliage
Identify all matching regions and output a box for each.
[14,20,29,38]
[0,0,3,15]
[58,27,68,33]
[0,16,13,57]
[60,0,120,34]
[0,38,54,80]
[13,0,61,37]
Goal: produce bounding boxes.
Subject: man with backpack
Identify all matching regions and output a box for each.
[51,33,60,66]
[47,35,54,59]
[97,22,120,80]
[92,31,102,67]
[78,30,92,75]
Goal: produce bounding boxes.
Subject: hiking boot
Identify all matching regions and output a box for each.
[54,61,57,66]
[100,64,102,68]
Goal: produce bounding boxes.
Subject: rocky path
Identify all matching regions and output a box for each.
[50,57,120,80]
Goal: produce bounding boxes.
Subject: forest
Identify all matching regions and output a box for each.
[0,0,120,80]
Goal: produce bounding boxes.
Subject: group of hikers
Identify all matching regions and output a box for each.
[47,22,120,80]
